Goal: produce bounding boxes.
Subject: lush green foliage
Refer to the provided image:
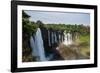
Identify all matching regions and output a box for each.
[22,11,37,62]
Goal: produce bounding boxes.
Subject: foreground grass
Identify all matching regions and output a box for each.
[58,34,90,60]
[78,34,90,59]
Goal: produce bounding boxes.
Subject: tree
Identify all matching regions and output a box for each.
[22,10,30,18]
[22,11,37,62]
[36,20,44,28]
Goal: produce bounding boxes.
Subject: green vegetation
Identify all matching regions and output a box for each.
[22,11,90,62]
[78,34,90,59]
[22,11,37,62]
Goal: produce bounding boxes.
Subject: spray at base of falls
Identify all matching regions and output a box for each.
[30,28,47,61]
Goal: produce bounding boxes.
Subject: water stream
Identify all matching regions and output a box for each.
[30,28,46,61]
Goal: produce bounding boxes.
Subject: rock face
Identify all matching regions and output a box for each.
[30,28,65,61]
[30,27,81,61]
[40,28,65,55]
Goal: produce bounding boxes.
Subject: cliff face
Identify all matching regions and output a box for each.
[22,11,37,62]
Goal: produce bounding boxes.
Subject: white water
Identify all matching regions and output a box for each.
[63,31,72,45]
[51,32,54,44]
[54,32,57,43]
[30,28,46,61]
[30,36,38,57]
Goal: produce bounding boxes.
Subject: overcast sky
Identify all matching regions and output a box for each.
[24,10,90,25]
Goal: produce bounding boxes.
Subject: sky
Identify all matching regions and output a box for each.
[24,10,90,25]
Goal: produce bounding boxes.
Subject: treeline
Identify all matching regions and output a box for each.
[23,20,90,36]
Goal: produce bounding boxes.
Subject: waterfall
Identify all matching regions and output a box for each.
[67,33,72,44]
[35,28,46,61]
[48,30,57,47]
[30,28,46,61]
[48,30,51,46]
[54,32,57,43]
[30,36,38,57]
[63,31,72,45]
[59,33,61,43]
[51,32,54,44]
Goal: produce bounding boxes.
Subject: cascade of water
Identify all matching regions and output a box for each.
[30,28,47,61]
[30,36,38,57]
[67,33,72,44]
[54,32,57,43]
[51,32,54,44]
[35,28,46,61]
[59,33,61,43]
[48,30,51,46]
[53,32,55,44]
[62,33,64,42]
[63,31,72,45]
